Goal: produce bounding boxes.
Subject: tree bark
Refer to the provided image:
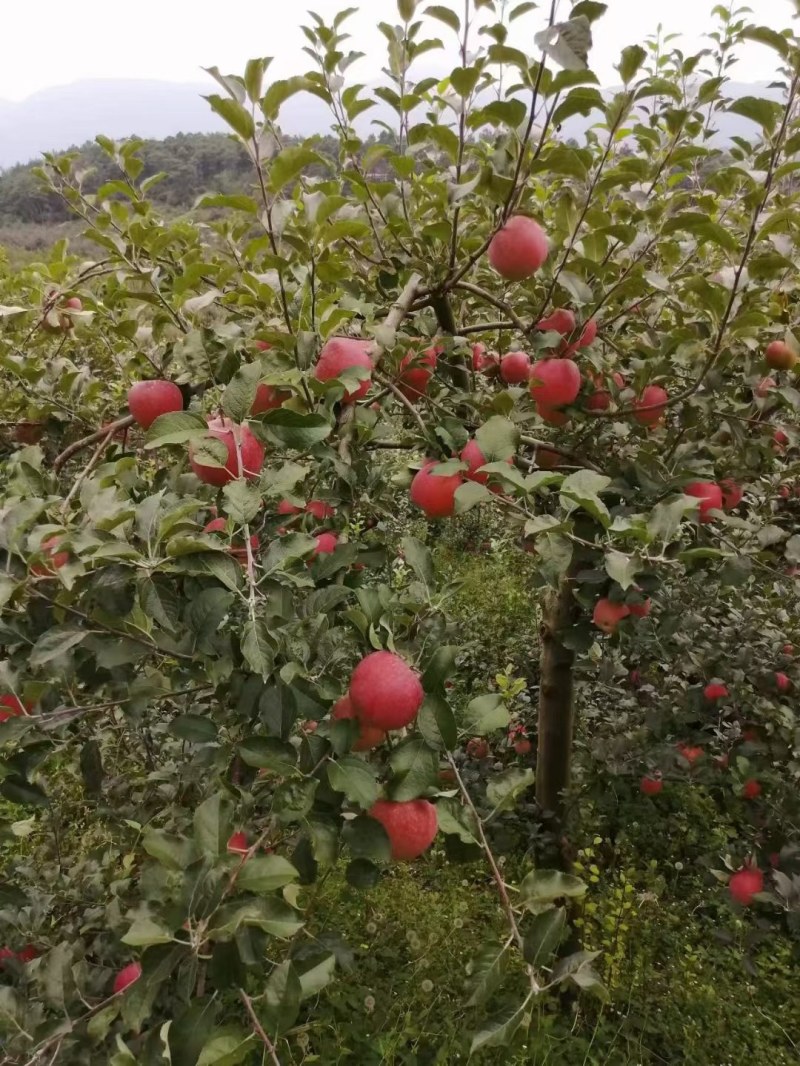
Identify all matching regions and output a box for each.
[535,569,580,822]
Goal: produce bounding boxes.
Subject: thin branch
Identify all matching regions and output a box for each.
[61,426,116,513]
[239,989,282,1066]
[457,320,516,335]
[54,415,134,474]
[375,372,429,439]
[452,281,528,334]
[519,435,603,474]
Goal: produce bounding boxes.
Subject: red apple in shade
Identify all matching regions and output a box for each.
[227,831,249,854]
[460,439,512,491]
[640,775,663,796]
[755,376,776,397]
[529,358,581,408]
[719,479,743,510]
[592,598,630,633]
[703,682,729,701]
[64,296,82,311]
[189,417,265,486]
[113,961,143,994]
[410,462,463,519]
[773,428,789,450]
[203,517,228,535]
[715,753,730,769]
[13,421,45,445]
[251,383,290,414]
[487,215,548,280]
[472,343,500,375]
[513,737,532,755]
[16,944,38,963]
[302,720,318,733]
[349,650,424,731]
[368,798,438,860]
[127,380,184,430]
[331,694,385,751]
[311,532,338,558]
[466,737,490,759]
[676,743,703,765]
[536,404,570,426]
[769,851,781,868]
[0,947,15,965]
[586,388,611,411]
[765,339,798,370]
[632,385,668,426]
[629,669,641,687]
[306,500,336,520]
[0,695,30,722]
[314,337,373,402]
[277,499,303,516]
[499,351,531,384]
[728,866,763,906]
[31,536,69,575]
[535,446,561,469]
[254,340,272,351]
[779,485,791,499]
[684,481,723,523]
[629,598,651,619]
[563,318,598,358]
[536,308,576,336]
[397,346,440,401]
[781,644,793,656]
[742,779,762,800]
[775,671,792,693]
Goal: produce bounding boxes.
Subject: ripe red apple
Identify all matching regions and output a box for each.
[529,358,581,408]
[332,694,385,751]
[189,417,265,486]
[31,536,69,576]
[755,376,776,397]
[314,337,373,402]
[499,351,531,384]
[397,346,440,401]
[640,775,663,796]
[487,215,548,281]
[774,428,790,450]
[472,343,500,375]
[684,481,723,523]
[306,500,336,520]
[113,961,142,994]
[765,340,798,371]
[633,385,668,427]
[460,439,512,492]
[775,671,792,693]
[719,479,743,510]
[251,383,290,414]
[728,866,763,906]
[254,340,272,351]
[466,737,490,759]
[277,499,303,516]
[741,779,762,800]
[629,669,641,687]
[410,462,463,519]
[227,831,249,854]
[535,446,560,469]
[13,420,44,445]
[563,318,598,358]
[586,388,611,411]
[16,944,37,963]
[629,598,651,618]
[778,485,791,499]
[0,695,30,723]
[368,798,438,860]
[592,598,630,633]
[676,743,703,765]
[781,643,793,656]
[703,682,729,701]
[127,380,184,430]
[536,404,570,426]
[311,532,338,558]
[513,737,532,755]
[536,308,575,336]
[349,650,424,731]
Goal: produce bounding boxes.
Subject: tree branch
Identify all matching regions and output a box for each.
[239,989,282,1066]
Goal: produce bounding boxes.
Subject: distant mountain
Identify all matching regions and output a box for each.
[0,77,782,171]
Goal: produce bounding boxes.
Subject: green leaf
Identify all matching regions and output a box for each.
[435,797,479,844]
[426,4,460,31]
[121,917,173,947]
[143,830,196,871]
[242,619,274,679]
[401,535,434,589]
[262,76,315,120]
[534,16,592,71]
[237,855,299,895]
[387,739,439,800]
[342,814,391,863]
[470,1000,529,1053]
[604,550,639,591]
[451,66,480,97]
[194,793,233,857]
[486,767,535,814]
[741,25,790,59]
[297,952,336,1000]
[552,87,604,125]
[269,147,326,192]
[197,1029,256,1066]
[727,95,783,135]
[30,626,86,668]
[79,739,103,796]
[262,961,302,1035]
[463,693,509,732]
[259,408,332,448]
[785,535,800,564]
[144,412,207,449]
[617,44,646,83]
[327,755,379,808]
[222,365,260,422]
[208,898,303,940]
[559,470,611,526]
[417,694,458,750]
[204,95,255,140]
[244,57,270,103]
[523,906,567,967]
[169,714,218,743]
[647,495,698,543]
[222,481,262,524]
[519,869,587,911]
[466,941,510,1006]
[455,480,492,514]
[662,212,738,252]
[475,415,518,460]
[239,736,298,775]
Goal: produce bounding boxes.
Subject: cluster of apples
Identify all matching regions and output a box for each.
[409,437,513,519]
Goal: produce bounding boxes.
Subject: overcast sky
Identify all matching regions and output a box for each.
[0,0,795,101]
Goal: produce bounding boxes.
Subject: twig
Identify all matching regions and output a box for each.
[54,415,134,474]
[61,426,116,513]
[374,372,429,439]
[452,281,528,335]
[519,435,604,474]
[239,988,282,1066]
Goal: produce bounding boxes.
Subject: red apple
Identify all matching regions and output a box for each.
[0,695,30,723]
[189,417,265,486]
[529,358,581,408]
[31,536,69,576]
[741,778,762,800]
[703,682,729,701]
[466,737,490,759]
[113,962,142,994]
[410,462,463,519]
[254,340,272,351]
[593,598,630,633]
[397,345,440,401]
[719,479,743,510]
[127,380,184,430]
[676,743,704,766]
[729,866,763,906]
[349,650,424,731]
[633,385,668,427]
[499,351,531,384]
[535,446,561,469]
[314,337,373,403]
[536,308,576,336]
[277,499,303,516]
[755,377,776,397]
[251,383,290,414]
[331,694,386,751]
[227,831,249,854]
[460,439,512,492]
[311,532,338,558]
[487,216,548,281]
[774,428,790,450]
[629,598,651,618]
[368,799,437,860]
[765,340,798,371]
[306,500,336,520]
[775,671,792,693]
[585,389,611,411]
[513,737,532,755]
[536,404,570,426]
[781,644,793,656]
[563,318,598,358]
[640,775,663,796]
[684,481,723,523]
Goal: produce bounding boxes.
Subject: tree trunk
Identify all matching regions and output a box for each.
[535,570,580,823]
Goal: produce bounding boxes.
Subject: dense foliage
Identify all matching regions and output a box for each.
[1,0,799,1062]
